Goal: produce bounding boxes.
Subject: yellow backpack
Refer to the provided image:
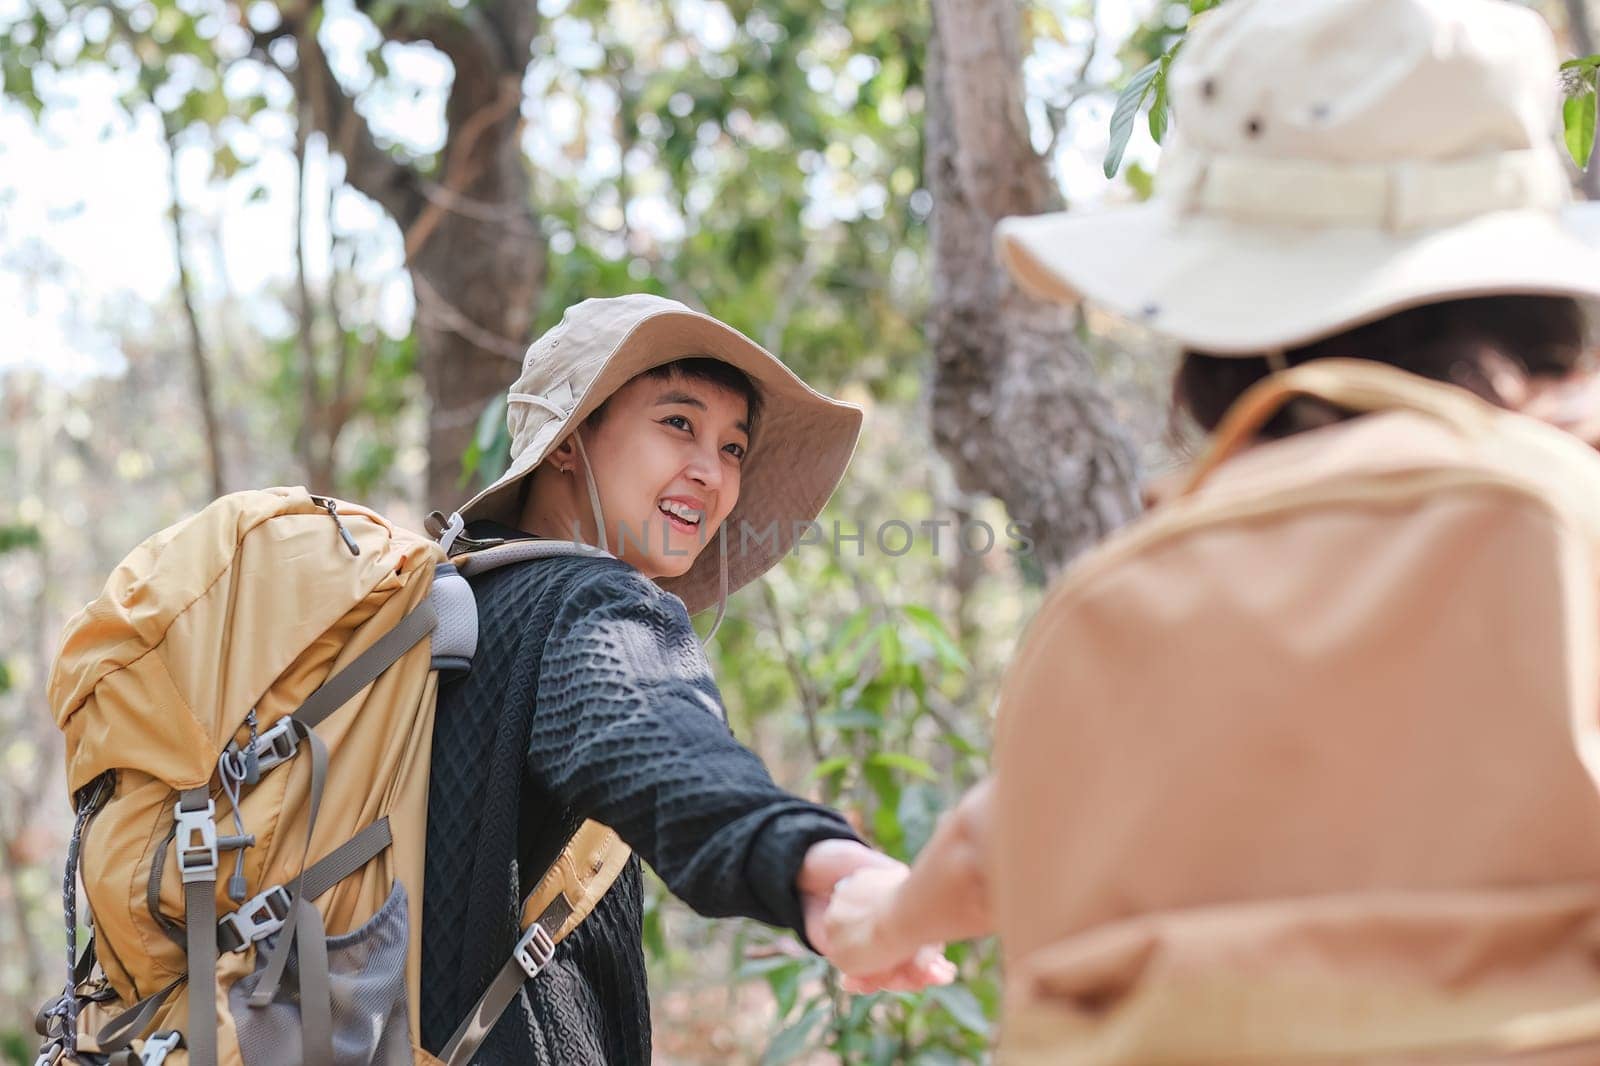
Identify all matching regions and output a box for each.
[34,487,628,1066]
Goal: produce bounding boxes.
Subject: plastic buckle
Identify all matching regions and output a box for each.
[513,923,557,979]
[33,1040,63,1066]
[174,799,218,884]
[140,1031,182,1065]
[220,885,292,952]
[251,718,299,775]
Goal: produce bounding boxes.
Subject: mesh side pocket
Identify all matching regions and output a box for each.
[228,880,414,1066]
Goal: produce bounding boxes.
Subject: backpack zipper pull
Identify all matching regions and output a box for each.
[312,495,361,556]
[242,709,261,785]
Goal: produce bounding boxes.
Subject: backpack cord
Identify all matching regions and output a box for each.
[48,777,110,1055]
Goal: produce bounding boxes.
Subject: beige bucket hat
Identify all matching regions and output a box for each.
[441,293,862,615]
[997,0,1600,355]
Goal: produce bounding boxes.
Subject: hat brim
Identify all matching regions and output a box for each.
[457,309,863,614]
[997,202,1600,354]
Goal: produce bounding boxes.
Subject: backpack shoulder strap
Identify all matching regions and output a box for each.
[438,822,631,1065]
[1183,358,1494,495]
[450,538,613,579]
[434,535,632,1066]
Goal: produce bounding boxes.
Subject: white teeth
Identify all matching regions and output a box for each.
[659,500,701,524]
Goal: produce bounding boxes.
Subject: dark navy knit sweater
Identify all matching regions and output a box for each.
[419,547,856,1064]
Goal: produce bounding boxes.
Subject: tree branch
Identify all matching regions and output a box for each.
[288,17,425,229]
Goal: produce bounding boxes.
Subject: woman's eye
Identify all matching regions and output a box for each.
[662,415,692,432]
[723,442,747,461]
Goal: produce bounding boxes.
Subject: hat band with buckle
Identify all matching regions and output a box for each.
[1164,147,1569,232]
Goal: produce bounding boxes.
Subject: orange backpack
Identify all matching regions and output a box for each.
[35,488,628,1066]
[991,362,1600,1064]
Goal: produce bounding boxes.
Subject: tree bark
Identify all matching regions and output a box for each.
[287,1,543,510]
[925,0,1141,576]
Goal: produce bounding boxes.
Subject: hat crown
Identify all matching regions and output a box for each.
[507,293,693,451]
[1168,0,1557,170]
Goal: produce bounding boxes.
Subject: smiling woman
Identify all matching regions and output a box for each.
[417,294,954,1066]
[520,357,765,580]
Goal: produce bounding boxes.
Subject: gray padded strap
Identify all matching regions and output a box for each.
[451,539,608,579]
[429,564,477,669]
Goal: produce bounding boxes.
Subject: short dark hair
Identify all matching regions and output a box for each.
[1174,295,1588,438]
[587,356,764,440]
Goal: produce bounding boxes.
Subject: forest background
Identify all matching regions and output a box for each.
[1,0,1595,1062]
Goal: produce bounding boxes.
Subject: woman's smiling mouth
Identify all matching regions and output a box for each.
[659,497,704,533]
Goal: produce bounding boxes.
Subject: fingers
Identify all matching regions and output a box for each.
[796,839,904,896]
[838,946,957,994]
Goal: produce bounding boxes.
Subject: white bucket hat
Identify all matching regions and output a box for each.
[997,0,1600,354]
[441,293,863,615]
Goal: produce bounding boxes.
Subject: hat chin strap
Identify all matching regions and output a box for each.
[701,525,729,649]
[570,430,609,554]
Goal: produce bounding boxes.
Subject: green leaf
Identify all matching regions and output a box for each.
[765,959,803,1019]
[1566,85,1597,169]
[1125,161,1156,201]
[1148,56,1171,145]
[0,524,40,553]
[641,893,667,960]
[901,605,970,672]
[875,622,903,672]
[910,1050,966,1066]
[460,393,510,487]
[927,984,992,1036]
[866,752,938,781]
[823,706,885,731]
[1104,58,1162,179]
[808,754,853,780]
[761,1003,825,1065]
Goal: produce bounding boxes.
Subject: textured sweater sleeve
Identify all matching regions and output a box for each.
[529,564,858,937]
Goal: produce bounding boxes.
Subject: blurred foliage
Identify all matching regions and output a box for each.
[0,524,36,702]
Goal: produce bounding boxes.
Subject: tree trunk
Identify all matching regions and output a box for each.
[287,2,543,512]
[408,57,543,510]
[925,0,1142,576]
